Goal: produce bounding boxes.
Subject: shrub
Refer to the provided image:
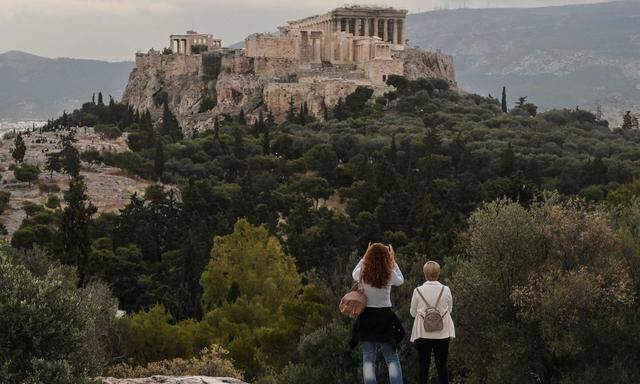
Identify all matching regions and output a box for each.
[0,191,10,214]
[38,181,61,194]
[0,247,118,383]
[104,345,243,379]
[14,163,40,186]
[94,124,122,140]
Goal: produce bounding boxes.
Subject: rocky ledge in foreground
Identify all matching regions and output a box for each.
[99,376,247,384]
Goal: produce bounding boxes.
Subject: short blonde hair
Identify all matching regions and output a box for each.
[423,261,440,281]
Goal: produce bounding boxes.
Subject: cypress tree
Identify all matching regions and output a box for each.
[60,177,97,284]
[263,119,271,156]
[286,96,296,123]
[238,108,246,125]
[501,86,508,113]
[97,92,104,106]
[334,98,346,120]
[154,135,165,181]
[322,100,329,121]
[299,104,306,125]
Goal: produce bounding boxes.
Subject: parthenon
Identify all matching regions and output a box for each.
[284,5,407,46]
[243,6,408,84]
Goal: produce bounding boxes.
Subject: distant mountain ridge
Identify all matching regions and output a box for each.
[0,51,133,120]
[406,0,640,125]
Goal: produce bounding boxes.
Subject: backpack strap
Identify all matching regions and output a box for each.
[416,286,446,310]
[415,287,434,309]
[434,286,445,308]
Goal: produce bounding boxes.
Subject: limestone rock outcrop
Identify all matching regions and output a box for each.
[100,376,246,384]
[400,48,457,88]
[122,46,456,134]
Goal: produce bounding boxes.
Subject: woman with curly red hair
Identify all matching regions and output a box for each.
[350,242,405,384]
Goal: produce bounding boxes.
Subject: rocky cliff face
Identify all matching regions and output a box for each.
[122,47,457,133]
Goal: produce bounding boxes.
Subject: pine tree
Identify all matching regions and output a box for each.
[11,134,26,164]
[45,152,62,180]
[501,86,508,113]
[60,132,81,179]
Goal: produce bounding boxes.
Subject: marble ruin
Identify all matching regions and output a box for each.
[123,6,457,131]
[170,31,222,55]
[245,6,408,84]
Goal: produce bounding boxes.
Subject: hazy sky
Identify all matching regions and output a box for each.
[0,0,613,61]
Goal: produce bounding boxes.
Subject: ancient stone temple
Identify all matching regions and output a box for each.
[124,6,457,132]
[245,6,408,84]
[170,31,222,55]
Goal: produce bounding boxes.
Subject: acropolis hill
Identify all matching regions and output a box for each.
[122,6,457,133]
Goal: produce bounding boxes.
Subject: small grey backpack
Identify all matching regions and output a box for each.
[416,286,447,332]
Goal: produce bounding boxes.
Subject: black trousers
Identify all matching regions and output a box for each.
[414,338,450,384]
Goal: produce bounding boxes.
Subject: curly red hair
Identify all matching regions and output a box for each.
[361,243,393,288]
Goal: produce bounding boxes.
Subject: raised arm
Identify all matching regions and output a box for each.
[352,258,364,281]
[390,262,404,286]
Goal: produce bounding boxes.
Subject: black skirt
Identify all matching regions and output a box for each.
[349,307,406,349]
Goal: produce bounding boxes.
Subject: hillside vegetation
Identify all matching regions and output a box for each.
[407,0,640,124]
[5,78,640,383]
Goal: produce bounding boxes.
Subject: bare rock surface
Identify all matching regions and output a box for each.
[99,377,246,384]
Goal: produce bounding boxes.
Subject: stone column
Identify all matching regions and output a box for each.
[373,18,379,39]
[383,19,389,43]
[398,20,404,45]
[364,18,370,37]
[393,19,399,45]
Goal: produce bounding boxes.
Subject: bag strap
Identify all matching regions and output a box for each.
[434,286,445,308]
[415,287,433,309]
[416,286,446,310]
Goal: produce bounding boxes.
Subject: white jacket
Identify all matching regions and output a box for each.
[410,281,455,341]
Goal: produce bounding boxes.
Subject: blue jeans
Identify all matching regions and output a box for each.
[361,341,403,384]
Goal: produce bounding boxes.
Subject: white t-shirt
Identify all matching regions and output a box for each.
[352,258,404,308]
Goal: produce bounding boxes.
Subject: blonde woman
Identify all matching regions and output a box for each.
[410,261,455,384]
